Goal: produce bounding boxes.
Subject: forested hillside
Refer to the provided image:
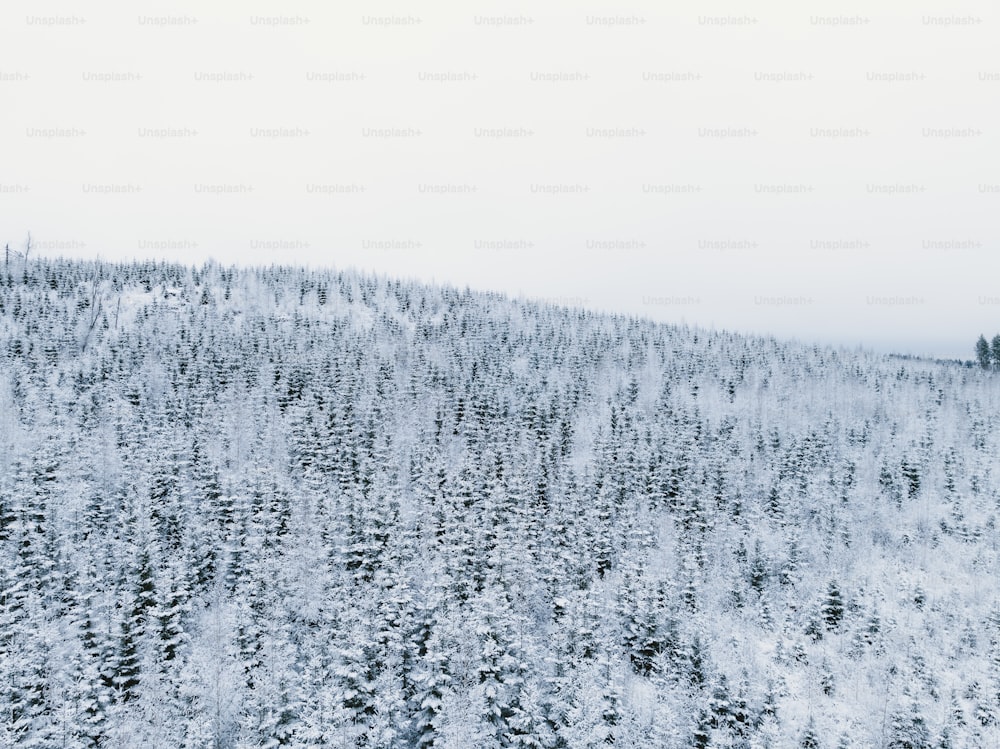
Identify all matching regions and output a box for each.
[1,258,999,748]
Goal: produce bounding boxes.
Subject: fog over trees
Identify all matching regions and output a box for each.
[1,258,999,748]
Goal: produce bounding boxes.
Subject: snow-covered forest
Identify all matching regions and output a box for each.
[2,258,999,748]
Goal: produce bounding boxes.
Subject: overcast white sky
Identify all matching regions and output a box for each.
[1,0,998,359]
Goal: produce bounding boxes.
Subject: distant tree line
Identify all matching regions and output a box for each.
[975,334,1000,369]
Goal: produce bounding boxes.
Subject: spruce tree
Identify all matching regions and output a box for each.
[823,581,845,631]
[976,335,991,369]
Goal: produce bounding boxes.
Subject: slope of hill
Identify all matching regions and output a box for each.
[1,258,998,748]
